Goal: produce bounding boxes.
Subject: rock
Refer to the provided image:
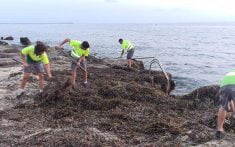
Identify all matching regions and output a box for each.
[0,58,18,66]
[47,47,55,52]
[1,36,14,40]
[139,70,176,93]
[181,135,189,142]
[50,56,70,61]
[103,58,144,70]
[0,41,8,45]
[2,48,19,53]
[181,85,220,104]
[88,64,109,69]
[20,37,31,46]
[87,55,104,64]
[0,52,18,58]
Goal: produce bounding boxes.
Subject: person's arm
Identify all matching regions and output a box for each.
[44,64,52,78]
[120,50,124,58]
[21,53,29,67]
[59,38,70,48]
[77,56,85,66]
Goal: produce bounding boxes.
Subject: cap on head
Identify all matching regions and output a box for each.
[81,41,90,50]
[35,41,47,55]
[119,38,123,44]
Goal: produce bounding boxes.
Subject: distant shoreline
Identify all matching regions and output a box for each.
[0,23,74,24]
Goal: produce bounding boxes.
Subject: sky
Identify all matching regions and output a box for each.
[1,0,235,23]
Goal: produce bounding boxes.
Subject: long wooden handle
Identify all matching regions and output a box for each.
[12,58,23,64]
[61,51,88,73]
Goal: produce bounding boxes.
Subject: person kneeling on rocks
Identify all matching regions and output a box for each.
[118,39,135,68]
[59,38,90,86]
[19,42,52,94]
[216,70,235,139]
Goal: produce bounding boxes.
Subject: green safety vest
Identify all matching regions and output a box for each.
[69,40,90,59]
[221,70,235,87]
[21,46,49,64]
[121,40,134,52]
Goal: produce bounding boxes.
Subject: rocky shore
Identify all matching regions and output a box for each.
[1,43,235,146]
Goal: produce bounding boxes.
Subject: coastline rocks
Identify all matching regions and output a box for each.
[20,37,31,46]
[138,70,175,93]
[0,52,19,58]
[1,48,19,53]
[0,41,8,45]
[181,85,220,104]
[0,58,18,67]
[1,36,14,40]
[87,55,104,64]
[103,58,144,70]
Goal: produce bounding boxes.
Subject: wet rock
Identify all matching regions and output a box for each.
[0,52,18,58]
[1,36,14,40]
[20,37,31,46]
[181,85,220,104]
[50,56,70,61]
[87,55,104,64]
[0,41,8,45]
[138,70,175,93]
[103,58,144,70]
[0,58,18,66]
[2,48,19,53]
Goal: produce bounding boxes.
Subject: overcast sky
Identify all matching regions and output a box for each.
[1,0,235,23]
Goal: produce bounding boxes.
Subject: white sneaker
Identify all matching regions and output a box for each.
[84,81,88,84]
[39,89,43,93]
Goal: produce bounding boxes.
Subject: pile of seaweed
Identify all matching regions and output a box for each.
[7,60,226,146]
[2,43,235,146]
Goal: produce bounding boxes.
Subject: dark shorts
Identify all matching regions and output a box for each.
[219,85,235,111]
[127,48,135,59]
[24,62,44,73]
[71,60,87,72]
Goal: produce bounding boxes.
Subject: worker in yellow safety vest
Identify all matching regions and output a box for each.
[59,38,90,86]
[118,39,135,68]
[19,42,52,94]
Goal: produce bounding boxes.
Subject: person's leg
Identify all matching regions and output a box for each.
[21,73,31,89]
[217,87,230,133]
[71,61,77,86]
[21,62,33,89]
[34,63,45,91]
[83,71,88,84]
[38,73,44,91]
[71,70,77,86]
[127,49,134,68]
[80,61,87,83]
[217,107,227,132]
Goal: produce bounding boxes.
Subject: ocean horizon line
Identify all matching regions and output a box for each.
[0,22,74,24]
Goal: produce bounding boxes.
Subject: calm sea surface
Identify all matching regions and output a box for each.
[1,23,235,94]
